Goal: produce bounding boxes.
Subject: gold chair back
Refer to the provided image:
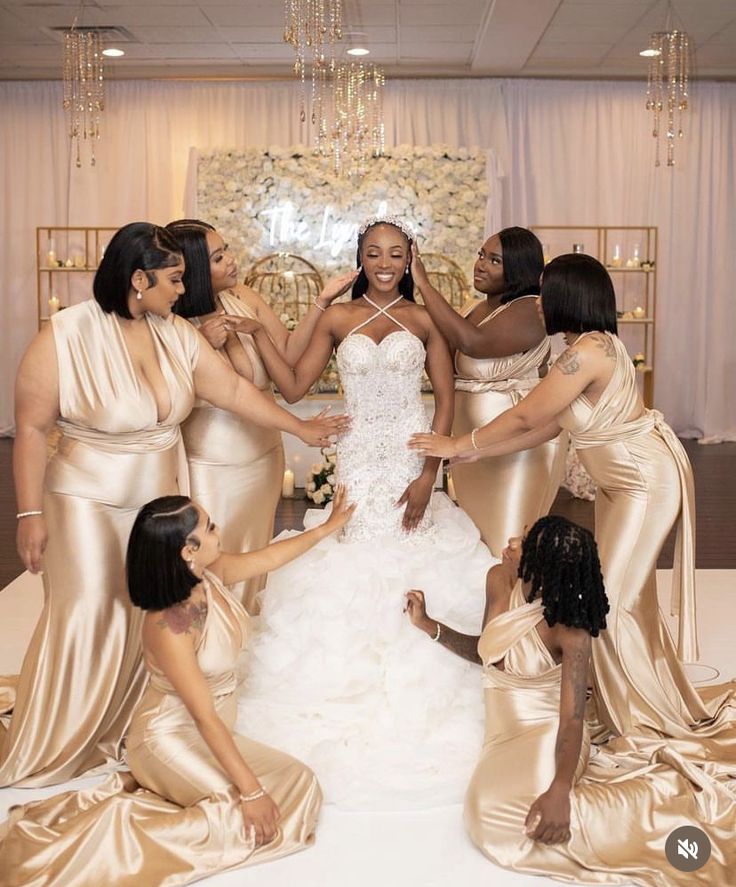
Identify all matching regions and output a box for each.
[244,253,324,321]
[415,253,471,309]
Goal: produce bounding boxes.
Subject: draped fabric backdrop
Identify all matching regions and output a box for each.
[0,78,733,439]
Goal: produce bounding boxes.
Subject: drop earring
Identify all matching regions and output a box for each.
[136,290,143,301]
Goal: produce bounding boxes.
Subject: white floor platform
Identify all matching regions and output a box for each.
[1,569,734,886]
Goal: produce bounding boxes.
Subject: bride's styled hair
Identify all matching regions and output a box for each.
[351,217,416,302]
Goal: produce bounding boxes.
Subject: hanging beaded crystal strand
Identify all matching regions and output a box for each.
[62,28,104,168]
[645,29,690,168]
[283,0,342,147]
[329,62,385,177]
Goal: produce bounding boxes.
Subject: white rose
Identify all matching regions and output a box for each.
[311,462,324,475]
[313,490,325,505]
[320,483,332,495]
[328,454,337,464]
[327,474,336,485]
[307,482,316,492]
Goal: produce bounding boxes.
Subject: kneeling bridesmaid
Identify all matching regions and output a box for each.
[0,489,354,886]
[407,517,736,886]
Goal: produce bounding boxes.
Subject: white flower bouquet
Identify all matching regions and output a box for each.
[305,447,338,506]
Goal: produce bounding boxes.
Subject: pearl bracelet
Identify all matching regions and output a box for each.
[470,428,480,450]
[313,297,326,312]
[16,510,43,519]
[241,787,266,803]
[432,622,441,642]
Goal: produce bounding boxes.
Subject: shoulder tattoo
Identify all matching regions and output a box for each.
[590,332,615,359]
[157,598,208,635]
[556,348,581,375]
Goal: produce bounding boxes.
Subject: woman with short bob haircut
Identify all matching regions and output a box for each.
[0,489,355,884]
[412,252,736,744]
[3,221,347,788]
[405,518,736,886]
[410,228,566,558]
[166,218,356,610]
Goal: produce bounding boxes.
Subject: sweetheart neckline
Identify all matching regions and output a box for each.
[337,329,425,352]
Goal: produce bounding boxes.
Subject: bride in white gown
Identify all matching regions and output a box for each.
[235,217,496,810]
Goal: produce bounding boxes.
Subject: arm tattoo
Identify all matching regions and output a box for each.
[437,626,482,665]
[591,333,615,360]
[157,599,208,635]
[555,349,580,375]
[569,644,588,720]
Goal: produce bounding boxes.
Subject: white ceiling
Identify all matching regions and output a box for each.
[0,0,734,81]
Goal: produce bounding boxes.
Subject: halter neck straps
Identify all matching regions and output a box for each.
[347,294,410,338]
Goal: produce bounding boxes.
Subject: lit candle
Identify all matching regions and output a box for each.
[282,468,295,498]
[48,295,60,315]
[632,306,645,318]
[46,250,56,267]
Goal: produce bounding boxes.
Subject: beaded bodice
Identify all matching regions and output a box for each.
[335,299,434,543]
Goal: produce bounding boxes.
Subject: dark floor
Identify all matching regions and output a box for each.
[1,437,734,588]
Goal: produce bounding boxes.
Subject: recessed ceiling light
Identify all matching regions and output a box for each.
[102,47,125,57]
[347,46,370,57]
[639,48,661,57]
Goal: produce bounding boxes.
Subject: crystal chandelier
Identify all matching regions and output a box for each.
[643,29,690,167]
[62,28,105,167]
[328,62,385,177]
[283,1,385,176]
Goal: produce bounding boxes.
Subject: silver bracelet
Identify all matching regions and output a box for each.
[470,428,480,450]
[241,787,266,803]
[432,622,441,642]
[16,510,43,519]
[313,297,326,313]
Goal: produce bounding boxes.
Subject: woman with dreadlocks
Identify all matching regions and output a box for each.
[406,517,736,886]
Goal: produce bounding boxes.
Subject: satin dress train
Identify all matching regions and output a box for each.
[0,571,322,886]
[184,292,284,611]
[0,301,199,788]
[453,297,566,556]
[464,582,736,886]
[558,332,736,742]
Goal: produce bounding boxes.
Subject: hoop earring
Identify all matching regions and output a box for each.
[136,290,143,301]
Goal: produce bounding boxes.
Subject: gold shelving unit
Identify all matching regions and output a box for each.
[36,226,119,328]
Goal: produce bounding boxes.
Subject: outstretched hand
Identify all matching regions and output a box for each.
[318,270,360,306]
[299,407,351,448]
[222,315,263,337]
[408,432,458,459]
[322,484,356,534]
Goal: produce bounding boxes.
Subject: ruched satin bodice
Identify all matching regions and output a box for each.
[451,297,564,556]
[335,330,432,542]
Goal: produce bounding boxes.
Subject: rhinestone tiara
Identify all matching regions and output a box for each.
[357,215,416,242]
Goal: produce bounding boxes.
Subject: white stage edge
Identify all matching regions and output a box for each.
[1,569,733,886]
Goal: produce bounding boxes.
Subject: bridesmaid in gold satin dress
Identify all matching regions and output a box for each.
[406,518,736,886]
[411,253,736,741]
[1,223,347,788]
[411,228,565,556]
[0,490,355,885]
[166,219,355,610]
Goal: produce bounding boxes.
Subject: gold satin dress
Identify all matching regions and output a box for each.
[464,582,736,885]
[453,297,566,557]
[0,571,322,886]
[0,301,198,788]
[558,332,735,740]
[184,292,284,611]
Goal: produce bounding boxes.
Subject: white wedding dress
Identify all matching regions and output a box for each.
[237,299,496,810]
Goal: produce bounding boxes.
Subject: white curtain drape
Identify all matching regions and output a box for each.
[1,77,733,439]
